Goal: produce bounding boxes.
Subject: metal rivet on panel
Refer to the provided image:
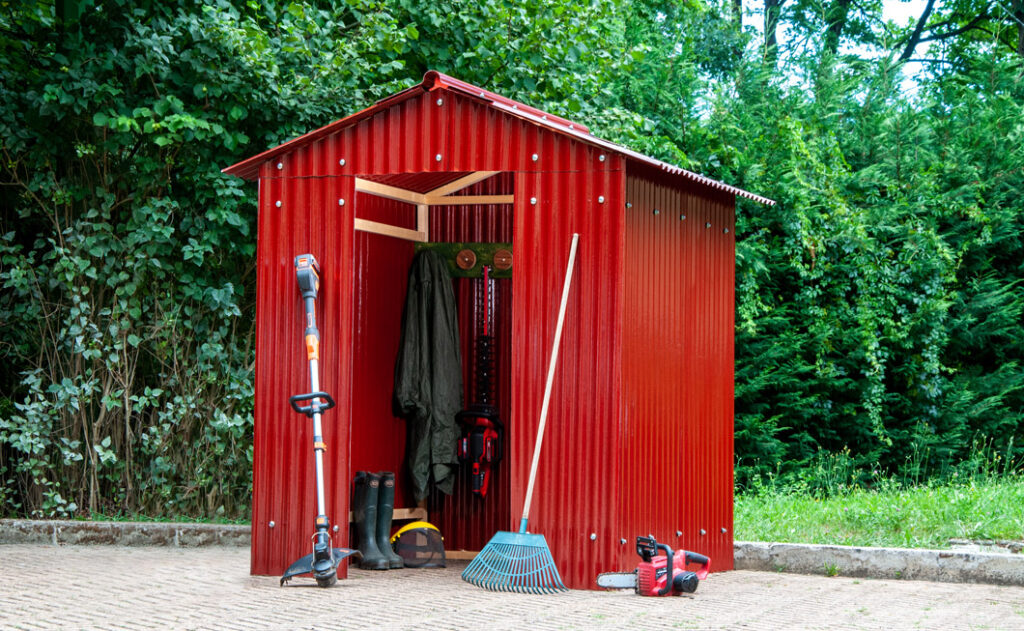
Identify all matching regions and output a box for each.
[436,98,443,106]
[653,209,660,216]
[333,524,339,533]
[676,530,682,537]
[531,153,539,162]
[512,104,518,109]
[724,228,730,234]
[269,521,275,528]
[680,214,686,221]
[339,158,346,166]
[338,198,345,206]
[599,154,606,162]
[530,197,537,205]
[276,162,283,170]
[435,153,442,162]
[275,201,281,208]
[569,124,574,129]
[705,222,712,228]
[700,528,706,536]
[626,202,632,208]
[598,196,605,204]
[590,533,597,541]
[479,91,485,97]
[721,527,727,534]
[620,538,627,545]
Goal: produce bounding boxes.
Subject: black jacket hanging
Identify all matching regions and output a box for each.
[394,249,463,501]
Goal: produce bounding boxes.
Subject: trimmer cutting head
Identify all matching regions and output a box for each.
[280,536,361,587]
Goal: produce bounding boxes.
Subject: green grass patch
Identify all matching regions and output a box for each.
[735,476,1024,548]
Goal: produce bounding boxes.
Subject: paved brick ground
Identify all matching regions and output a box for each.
[2,544,1023,630]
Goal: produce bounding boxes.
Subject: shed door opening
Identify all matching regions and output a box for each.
[350,171,515,554]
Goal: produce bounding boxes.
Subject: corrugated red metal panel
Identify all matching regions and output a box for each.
[510,147,627,590]
[618,168,736,573]
[426,70,588,134]
[252,172,356,578]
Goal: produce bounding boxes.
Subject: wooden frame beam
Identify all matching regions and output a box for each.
[349,507,426,522]
[423,194,513,206]
[353,171,511,242]
[426,171,500,197]
[354,178,426,204]
[353,218,426,243]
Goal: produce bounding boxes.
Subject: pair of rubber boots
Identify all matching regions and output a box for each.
[352,471,403,569]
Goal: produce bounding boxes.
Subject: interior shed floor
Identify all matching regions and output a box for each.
[1,543,1021,630]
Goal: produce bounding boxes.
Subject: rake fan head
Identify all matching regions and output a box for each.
[461,530,567,594]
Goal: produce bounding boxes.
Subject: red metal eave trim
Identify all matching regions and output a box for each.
[486,100,775,206]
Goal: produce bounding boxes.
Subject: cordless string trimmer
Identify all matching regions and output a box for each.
[280,254,359,587]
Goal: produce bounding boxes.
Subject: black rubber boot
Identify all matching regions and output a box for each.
[353,471,388,570]
[377,472,405,569]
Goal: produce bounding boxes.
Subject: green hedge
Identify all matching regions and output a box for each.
[1,1,1022,519]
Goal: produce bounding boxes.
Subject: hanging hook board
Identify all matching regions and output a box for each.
[414,242,513,278]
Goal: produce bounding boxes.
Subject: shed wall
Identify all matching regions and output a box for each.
[619,168,736,570]
[510,158,626,589]
[252,174,356,577]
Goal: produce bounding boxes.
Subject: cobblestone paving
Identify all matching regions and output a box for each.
[2,544,1023,630]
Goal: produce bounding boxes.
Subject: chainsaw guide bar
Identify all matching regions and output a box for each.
[596,571,639,589]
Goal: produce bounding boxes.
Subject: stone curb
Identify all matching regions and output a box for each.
[0,519,249,547]
[735,540,1024,586]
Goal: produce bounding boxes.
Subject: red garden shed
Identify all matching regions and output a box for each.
[223,71,773,590]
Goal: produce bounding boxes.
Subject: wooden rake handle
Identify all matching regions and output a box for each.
[520,233,579,527]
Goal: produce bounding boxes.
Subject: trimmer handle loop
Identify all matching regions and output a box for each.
[290,391,336,417]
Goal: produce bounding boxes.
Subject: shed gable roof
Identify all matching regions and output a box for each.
[223,70,774,206]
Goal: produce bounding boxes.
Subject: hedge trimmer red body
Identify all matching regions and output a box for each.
[456,265,503,497]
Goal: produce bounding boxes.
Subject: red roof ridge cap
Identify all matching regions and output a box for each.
[423,70,589,134]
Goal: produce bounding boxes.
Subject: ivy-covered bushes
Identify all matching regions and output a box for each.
[1,1,1022,518]
[0,0,628,518]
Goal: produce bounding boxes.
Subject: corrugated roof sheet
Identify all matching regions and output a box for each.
[223,71,774,206]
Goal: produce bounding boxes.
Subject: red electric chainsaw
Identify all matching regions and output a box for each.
[597,535,710,596]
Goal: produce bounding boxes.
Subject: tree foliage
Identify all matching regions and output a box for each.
[1,0,1022,517]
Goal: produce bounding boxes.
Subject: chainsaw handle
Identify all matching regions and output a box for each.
[656,543,674,596]
[684,551,711,580]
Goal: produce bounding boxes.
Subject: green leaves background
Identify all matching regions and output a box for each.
[1,0,1021,518]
